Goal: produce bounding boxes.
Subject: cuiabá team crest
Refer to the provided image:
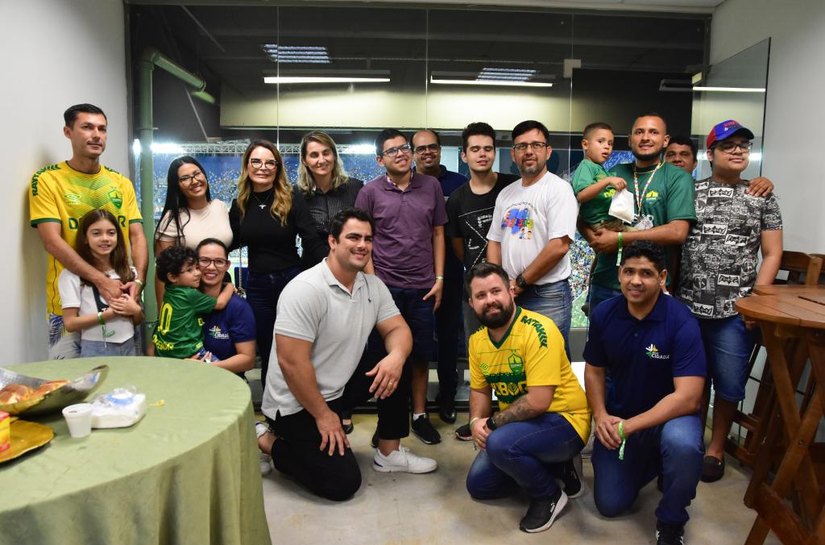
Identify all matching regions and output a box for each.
[507,351,524,375]
[108,188,123,208]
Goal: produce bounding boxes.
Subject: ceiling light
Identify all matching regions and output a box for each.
[692,86,766,93]
[264,76,389,84]
[477,68,537,82]
[263,69,390,85]
[262,44,330,64]
[430,76,553,88]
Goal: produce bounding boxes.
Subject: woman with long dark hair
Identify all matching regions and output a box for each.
[154,155,232,307]
[229,140,326,381]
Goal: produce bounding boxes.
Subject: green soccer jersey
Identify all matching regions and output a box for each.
[572,158,617,225]
[153,285,217,358]
[591,162,696,290]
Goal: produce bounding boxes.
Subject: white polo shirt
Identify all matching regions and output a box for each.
[262,258,400,418]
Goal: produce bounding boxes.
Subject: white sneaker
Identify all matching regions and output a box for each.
[259,452,273,475]
[373,446,437,474]
[255,421,270,438]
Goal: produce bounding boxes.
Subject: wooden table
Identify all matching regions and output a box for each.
[735,286,825,545]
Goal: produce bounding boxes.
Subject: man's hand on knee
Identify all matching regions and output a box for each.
[316,408,350,456]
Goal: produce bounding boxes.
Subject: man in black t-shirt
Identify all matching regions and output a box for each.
[446,122,518,440]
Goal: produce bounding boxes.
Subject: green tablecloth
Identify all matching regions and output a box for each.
[0,357,271,545]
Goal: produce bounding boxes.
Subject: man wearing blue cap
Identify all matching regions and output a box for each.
[678,119,783,483]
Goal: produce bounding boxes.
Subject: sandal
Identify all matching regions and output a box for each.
[701,455,725,483]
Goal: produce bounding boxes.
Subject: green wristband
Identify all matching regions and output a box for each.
[618,420,627,461]
[97,311,105,326]
[615,232,623,266]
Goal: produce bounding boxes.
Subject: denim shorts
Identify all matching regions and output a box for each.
[80,337,137,357]
[698,315,756,403]
[387,286,435,363]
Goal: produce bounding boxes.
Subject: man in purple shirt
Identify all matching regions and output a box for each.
[355,128,447,445]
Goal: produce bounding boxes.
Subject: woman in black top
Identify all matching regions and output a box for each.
[296,131,364,244]
[229,140,326,380]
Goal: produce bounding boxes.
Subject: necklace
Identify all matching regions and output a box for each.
[632,162,663,215]
[251,191,271,210]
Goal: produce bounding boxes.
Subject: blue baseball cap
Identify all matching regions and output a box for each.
[706,120,755,149]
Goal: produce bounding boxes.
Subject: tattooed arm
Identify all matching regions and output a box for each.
[489,385,556,428]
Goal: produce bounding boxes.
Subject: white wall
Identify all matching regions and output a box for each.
[711,0,825,253]
[0,0,129,364]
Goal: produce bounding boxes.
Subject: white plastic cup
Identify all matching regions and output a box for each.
[62,403,93,438]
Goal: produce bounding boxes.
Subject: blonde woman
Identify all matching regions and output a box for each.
[229,139,326,380]
[296,131,364,243]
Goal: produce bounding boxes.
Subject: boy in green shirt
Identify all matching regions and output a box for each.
[152,246,233,359]
[571,122,628,232]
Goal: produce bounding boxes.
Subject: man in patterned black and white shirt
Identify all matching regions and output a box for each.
[678,119,783,484]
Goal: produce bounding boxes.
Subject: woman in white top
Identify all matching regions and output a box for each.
[154,155,233,307]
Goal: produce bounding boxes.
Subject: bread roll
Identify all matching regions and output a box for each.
[32,380,68,398]
[0,383,33,404]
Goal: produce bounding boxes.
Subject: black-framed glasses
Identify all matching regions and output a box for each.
[249,158,278,169]
[382,144,412,157]
[178,170,205,184]
[713,141,753,153]
[413,143,439,154]
[198,257,229,268]
[512,141,548,152]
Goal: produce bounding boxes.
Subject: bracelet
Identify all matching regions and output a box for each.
[135,279,145,289]
[615,232,624,267]
[435,275,444,281]
[97,311,105,325]
[469,417,482,428]
[618,420,627,461]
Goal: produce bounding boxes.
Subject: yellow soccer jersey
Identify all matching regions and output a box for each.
[29,161,142,315]
[469,307,591,442]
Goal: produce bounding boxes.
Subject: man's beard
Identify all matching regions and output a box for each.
[477,300,515,329]
[633,149,662,163]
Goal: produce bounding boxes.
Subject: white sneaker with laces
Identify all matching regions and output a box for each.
[259,452,273,475]
[255,421,273,475]
[373,446,437,474]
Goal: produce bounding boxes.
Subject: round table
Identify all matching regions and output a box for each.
[0,357,271,545]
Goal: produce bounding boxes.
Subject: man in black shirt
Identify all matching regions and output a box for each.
[446,122,519,439]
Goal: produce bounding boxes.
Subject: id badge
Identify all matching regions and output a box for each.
[633,214,654,231]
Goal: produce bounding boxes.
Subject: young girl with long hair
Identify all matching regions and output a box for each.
[58,209,144,356]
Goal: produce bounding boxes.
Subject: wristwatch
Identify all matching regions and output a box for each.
[486,416,498,431]
[515,273,528,290]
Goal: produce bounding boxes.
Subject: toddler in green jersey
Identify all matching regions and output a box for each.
[152,245,233,360]
[571,122,631,232]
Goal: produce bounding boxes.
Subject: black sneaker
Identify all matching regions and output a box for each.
[656,521,685,545]
[455,423,472,441]
[519,489,568,533]
[411,415,441,444]
[560,456,583,498]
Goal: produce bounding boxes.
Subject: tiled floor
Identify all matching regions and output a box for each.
[260,413,781,545]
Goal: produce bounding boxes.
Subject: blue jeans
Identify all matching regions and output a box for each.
[245,266,302,381]
[517,279,572,361]
[466,413,584,500]
[699,316,756,403]
[587,284,623,315]
[592,414,703,525]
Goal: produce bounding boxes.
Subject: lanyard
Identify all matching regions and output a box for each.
[632,162,662,215]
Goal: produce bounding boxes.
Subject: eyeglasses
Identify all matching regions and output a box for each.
[512,141,549,152]
[197,257,229,268]
[413,143,439,154]
[713,141,753,153]
[382,144,412,157]
[178,170,205,184]
[249,158,278,169]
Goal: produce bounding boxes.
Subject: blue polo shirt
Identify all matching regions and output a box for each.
[583,293,706,419]
[202,294,256,362]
